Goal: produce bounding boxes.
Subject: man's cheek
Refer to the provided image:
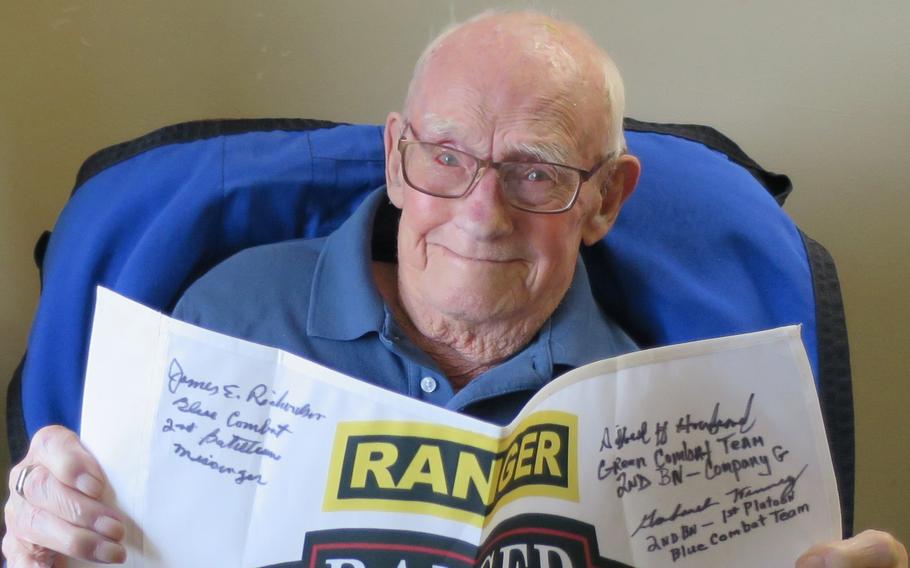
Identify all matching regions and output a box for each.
[405,190,450,218]
[397,223,433,271]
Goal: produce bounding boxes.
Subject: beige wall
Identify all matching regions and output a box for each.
[1,0,906,546]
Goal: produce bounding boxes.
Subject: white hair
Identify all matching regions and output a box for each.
[403,9,628,155]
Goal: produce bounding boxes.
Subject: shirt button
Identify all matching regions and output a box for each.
[420,377,438,393]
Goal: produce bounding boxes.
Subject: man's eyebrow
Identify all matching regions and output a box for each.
[419,113,573,165]
[511,141,571,165]
[420,114,463,139]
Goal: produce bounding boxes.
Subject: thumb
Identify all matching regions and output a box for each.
[797,530,907,568]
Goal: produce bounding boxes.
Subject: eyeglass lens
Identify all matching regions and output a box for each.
[402,142,581,212]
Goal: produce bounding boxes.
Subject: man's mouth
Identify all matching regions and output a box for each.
[431,243,518,264]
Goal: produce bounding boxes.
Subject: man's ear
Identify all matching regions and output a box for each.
[384,112,405,209]
[581,154,641,246]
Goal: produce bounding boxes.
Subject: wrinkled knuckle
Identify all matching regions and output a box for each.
[37,425,78,454]
[22,500,46,532]
[25,465,53,502]
[57,428,81,452]
[33,425,65,448]
[55,491,86,525]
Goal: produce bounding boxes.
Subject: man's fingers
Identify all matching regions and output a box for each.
[6,496,125,564]
[4,425,127,565]
[12,464,125,541]
[797,530,908,568]
[1,530,58,568]
[25,426,105,498]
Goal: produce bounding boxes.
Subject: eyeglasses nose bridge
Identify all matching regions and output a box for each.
[463,159,506,197]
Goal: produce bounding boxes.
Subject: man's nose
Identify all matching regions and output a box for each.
[455,166,514,239]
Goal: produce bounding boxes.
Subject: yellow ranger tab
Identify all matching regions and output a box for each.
[323,412,578,526]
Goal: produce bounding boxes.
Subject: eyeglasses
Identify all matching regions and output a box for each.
[397,125,613,214]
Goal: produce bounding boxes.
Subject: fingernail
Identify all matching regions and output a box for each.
[95,515,125,541]
[800,555,826,568]
[94,540,126,563]
[76,473,103,497]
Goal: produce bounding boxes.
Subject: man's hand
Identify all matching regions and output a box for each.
[797,530,908,568]
[3,425,127,566]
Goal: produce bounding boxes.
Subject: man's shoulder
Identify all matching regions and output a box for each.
[171,188,388,340]
[214,237,325,274]
[172,237,326,325]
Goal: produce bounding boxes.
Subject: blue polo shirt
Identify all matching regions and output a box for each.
[173,188,636,425]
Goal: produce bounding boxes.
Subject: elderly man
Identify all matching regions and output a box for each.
[3,10,906,568]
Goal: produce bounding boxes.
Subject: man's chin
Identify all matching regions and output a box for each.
[427,286,526,323]
[400,266,534,323]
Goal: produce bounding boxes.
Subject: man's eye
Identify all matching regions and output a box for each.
[434,151,461,167]
[523,167,555,183]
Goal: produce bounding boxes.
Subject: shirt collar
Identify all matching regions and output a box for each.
[307,188,389,340]
[548,258,636,367]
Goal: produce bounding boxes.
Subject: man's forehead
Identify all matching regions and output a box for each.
[406,17,607,163]
[416,111,577,164]
[409,53,602,165]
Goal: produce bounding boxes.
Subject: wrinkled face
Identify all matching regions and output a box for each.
[385,31,617,328]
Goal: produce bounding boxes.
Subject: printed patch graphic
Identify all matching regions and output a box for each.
[323,412,578,525]
[262,528,476,568]
[477,514,634,568]
[257,516,633,568]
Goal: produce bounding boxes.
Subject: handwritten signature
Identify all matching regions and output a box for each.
[676,393,757,436]
[725,464,808,503]
[630,496,719,538]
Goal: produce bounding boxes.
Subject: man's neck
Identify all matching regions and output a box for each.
[371,261,542,390]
